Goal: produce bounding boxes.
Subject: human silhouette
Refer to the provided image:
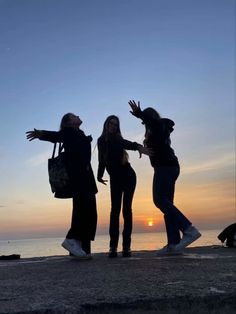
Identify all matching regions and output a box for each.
[218,223,236,247]
[129,100,201,255]
[97,115,150,257]
[26,113,97,258]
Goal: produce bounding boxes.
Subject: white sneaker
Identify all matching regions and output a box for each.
[175,226,201,250]
[156,245,183,256]
[61,238,87,258]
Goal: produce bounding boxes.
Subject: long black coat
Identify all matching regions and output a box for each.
[40,128,98,196]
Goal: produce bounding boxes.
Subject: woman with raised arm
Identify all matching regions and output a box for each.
[128,100,201,255]
[26,113,97,258]
[97,115,149,258]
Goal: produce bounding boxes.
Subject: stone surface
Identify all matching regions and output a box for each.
[0,246,235,313]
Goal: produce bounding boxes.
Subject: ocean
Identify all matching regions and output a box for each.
[0,229,222,258]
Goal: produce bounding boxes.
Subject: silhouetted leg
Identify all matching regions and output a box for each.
[122,167,136,250]
[109,176,122,249]
[153,166,191,245]
[67,194,97,242]
[81,240,91,254]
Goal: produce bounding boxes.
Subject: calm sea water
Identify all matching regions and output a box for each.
[0,229,222,258]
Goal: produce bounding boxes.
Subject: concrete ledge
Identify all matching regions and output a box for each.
[0,246,235,313]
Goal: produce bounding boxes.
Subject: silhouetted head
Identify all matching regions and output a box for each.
[142,107,161,121]
[100,115,129,163]
[142,108,161,146]
[101,115,122,139]
[60,113,82,130]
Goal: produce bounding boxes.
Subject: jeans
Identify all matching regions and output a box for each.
[66,193,97,254]
[109,165,136,249]
[153,166,191,245]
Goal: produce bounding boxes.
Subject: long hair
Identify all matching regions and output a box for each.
[142,107,161,146]
[100,115,123,141]
[99,115,129,164]
[60,112,83,131]
[143,107,161,120]
[60,113,74,130]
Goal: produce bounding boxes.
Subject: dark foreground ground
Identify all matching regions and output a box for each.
[0,246,235,314]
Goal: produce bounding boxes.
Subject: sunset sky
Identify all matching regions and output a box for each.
[0,0,235,240]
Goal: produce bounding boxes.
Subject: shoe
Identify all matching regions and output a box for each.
[156,245,183,256]
[69,252,92,259]
[175,226,201,250]
[62,238,87,258]
[122,248,131,257]
[108,248,118,258]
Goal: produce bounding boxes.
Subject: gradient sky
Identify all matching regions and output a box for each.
[0,0,235,240]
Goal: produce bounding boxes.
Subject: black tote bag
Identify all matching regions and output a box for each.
[48,143,73,199]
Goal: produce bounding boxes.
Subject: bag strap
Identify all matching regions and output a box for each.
[58,143,64,154]
[52,143,57,158]
[52,143,64,158]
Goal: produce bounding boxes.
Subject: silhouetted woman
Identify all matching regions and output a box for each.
[129,101,201,255]
[97,115,149,257]
[26,113,97,258]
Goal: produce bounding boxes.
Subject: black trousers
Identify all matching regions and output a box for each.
[66,193,97,254]
[153,166,191,245]
[109,165,136,250]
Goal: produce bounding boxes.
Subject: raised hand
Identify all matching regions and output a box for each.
[128,100,141,114]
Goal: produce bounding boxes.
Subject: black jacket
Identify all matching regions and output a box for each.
[40,128,98,196]
[97,136,140,178]
[133,109,179,167]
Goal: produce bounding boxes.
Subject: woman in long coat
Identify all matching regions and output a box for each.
[26,113,97,258]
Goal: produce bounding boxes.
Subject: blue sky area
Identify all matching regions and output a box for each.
[0,0,235,240]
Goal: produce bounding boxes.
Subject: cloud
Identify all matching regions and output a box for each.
[0,45,11,53]
[26,150,51,166]
[16,200,25,205]
[182,152,235,174]
[0,205,6,208]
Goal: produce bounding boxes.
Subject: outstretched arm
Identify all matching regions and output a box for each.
[26,129,43,141]
[26,129,62,143]
[122,139,153,158]
[129,99,161,132]
[138,145,153,158]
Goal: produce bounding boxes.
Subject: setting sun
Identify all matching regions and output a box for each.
[148,220,153,227]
